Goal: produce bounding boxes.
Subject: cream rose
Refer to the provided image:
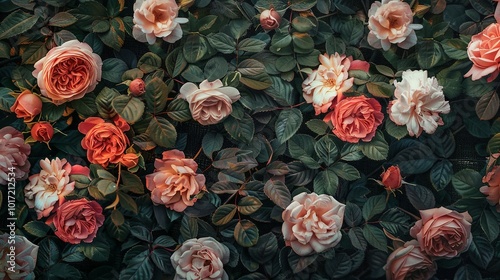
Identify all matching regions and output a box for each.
[0,127,31,185]
[132,0,188,44]
[389,70,450,137]
[24,158,75,219]
[32,40,102,105]
[0,234,38,280]
[282,192,345,256]
[384,240,437,280]
[367,0,423,51]
[179,79,241,125]
[170,237,230,280]
[410,207,473,258]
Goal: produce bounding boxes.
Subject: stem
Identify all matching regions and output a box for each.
[193,146,203,161]
[105,163,122,210]
[397,206,421,220]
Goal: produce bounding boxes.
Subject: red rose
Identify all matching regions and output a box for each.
[129,78,146,96]
[31,122,54,142]
[381,166,402,191]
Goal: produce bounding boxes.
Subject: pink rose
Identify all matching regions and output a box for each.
[464,23,500,82]
[10,90,42,122]
[0,127,30,185]
[384,240,437,280]
[129,78,146,96]
[179,79,241,125]
[0,234,38,280]
[132,0,188,44]
[260,9,281,30]
[24,158,75,219]
[31,121,54,142]
[52,198,104,244]
[380,165,403,191]
[170,237,230,280]
[410,207,473,258]
[146,150,206,212]
[323,96,384,143]
[367,0,423,50]
[282,192,345,256]
[480,165,500,212]
[32,40,102,105]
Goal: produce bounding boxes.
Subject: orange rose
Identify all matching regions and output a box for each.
[146,150,206,212]
[410,207,472,258]
[10,90,42,122]
[380,166,402,191]
[384,240,437,280]
[324,96,384,143]
[52,198,104,244]
[480,165,500,212]
[465,23,500,82]
[32,40,102,105]
[119,153,140,169]
[260,9,281,31]
[31,121,54,142]
[78,117,130,167]
[129,78,146,96]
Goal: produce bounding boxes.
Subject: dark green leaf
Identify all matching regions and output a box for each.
[234,220,259,247]
[314,134,338,166]
[49,12,78,27]
[276,108,303,144]
[452,169,483,197]
[102,58,128,83]
[362,195,386,221]
[119,250,154,280]
[453,265,482,280]
[417,40,444,69]
[480,208,500,242]
[359,131,388,160]
[248,232,278,264]
[224,114,255,144]
[0,10,39,40]
[148,117,177,148]
[405,184,436,210]
[238,59,272,90]
[344,202,363,227]
[329,162,360,181]
[348,227,367,250]
[202,132,224,159]
[238,196,263,215]
[138,52,162,73]
[362,224,387,252]
[264,179,291,209]
[183,34,210,63]
[469,235,493,269]
[212,204,237,226]
[313,170,339,196]
[23,220,50,238]
[38,237,60,269]
[112,95,145,124]
[145,77,169,114]
[430,160,453,191]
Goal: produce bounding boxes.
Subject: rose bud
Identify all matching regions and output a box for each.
[10,90,43,122]
[380,166,403,191]
[129,78,146,96]
[260,9,281,31]
[31,121,54,142]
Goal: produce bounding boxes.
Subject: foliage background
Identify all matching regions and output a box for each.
[1,0,500,279]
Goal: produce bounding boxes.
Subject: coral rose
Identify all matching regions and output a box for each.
[384,240,437,280]
[10,90,42,122]
[410,207,473,258]
[78,117,131,168]
[367,0,423,51]
[282,192,345,256]
[132,0,188,44]
[260,9,281,30]
[324,96,384,143]
[465,23,500,82]
[32,40,102,105]
[480,165,500,212]
[0,234,38,280]
[380,165,403,191]
[31,121,54,142]
[389,70,450,137]
[129,78,146,96]
[146,150,206,212]
[24,158,75,219]
[0,127,30,185]
[302,53,355,115]
[179,79,241,125]
[52,198,104,244]
[170,237,230,280]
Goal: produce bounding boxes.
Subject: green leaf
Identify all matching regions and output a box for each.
[327,253,353,278]
[147,117,177,148]
[145,77,169,114]
[96,87,120,119]
[0,88,15,112]
[344,202,363,227]
[292,32,314,53]
[97,179,117,196]
[224,114,255,144]
[340,19,364,45]
[47,263,82,279]
[288,251,317,273]
[366,82,394,98]
[79,241,110,262]
[380,208,410,236]
[238,38,266,53]
[151,249,173,274]
[329,162,360,181]
[389,142,437,174]
[49,12,78,27]
[452,169,483,197]
[40,102,65,122]
[480,208,500,242]
[290,0,317,11]
[234,220,259,247]
[23,220,51,238]
[469,235,493,269]
[21,41,48,64]
[71,93,98,118]
[306,119,329,135]
[120,171,144,194]
[417,40,444,69]
[288,134,315,160]
[453,265,482,280]
[238,196,263,215]
[166,98,191,122]
[202,132,224,159]
[119,250,154,280]
[138,52,162,73]
[183,34,210,63]
[112,95,145,124]
[102,58,128,83]
[476,91,499,121]
[276,108,303,144]
[359,131,388,160]
[271,32,292,49]
[362,195,386,221]
[238,59,272,90]
[165,48,187,78]
[405,184,436,210]
[204,56,228,81]
[430,160,453,191]
[180,215,198,240]
[441,38,468,60]
[385,118,408,140]
[362,224,387,252]
[348,227,367,250]
[196,15,218,33]
[264,180,291,209]
[314,134,338,166]
[313,170,339,195]
[207,32,236,54]
[212,204,237,226]
[0,10,39,40]
[248,232,278,264]
[38,237,60,269]
[326,35,346,55]
[61,245,86,263]
[98,17,125,51]
[107,0,125,17]
[264,76,295,106]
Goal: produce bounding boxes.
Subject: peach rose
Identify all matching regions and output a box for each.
[24,158,75,219]
[480,165,500,212]
[119,153,140,169]
[10,90,42,122]
[78,117,132,168]
[146,150,206,212]
[367,0,423,51]
[179,79,241,125]
[32,40,102,105]
[129,78,146,96]
[464,23,500,82]
[381,165,403,191]
[323,96,384,143]
[389,70,450,137]
[302,53,355,115]
[170,237,230,280]
[260,9,281,30]
[52,198,104,244]
[132,0,188,44]
[410,207,473,258]
[0,234,38,280]
[282,192,345,256]
[0,127,30,185]
[31,121,54,142]
[384,240,437,280]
